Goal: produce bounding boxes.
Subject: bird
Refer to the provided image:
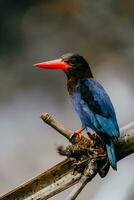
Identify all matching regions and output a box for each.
[34,53,120,170]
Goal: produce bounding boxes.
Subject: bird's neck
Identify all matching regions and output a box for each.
[67,76,77,94]
[67,71,94,94]
[83,69,94,79]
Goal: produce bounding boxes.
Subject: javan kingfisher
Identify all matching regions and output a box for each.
[34,53,120,170]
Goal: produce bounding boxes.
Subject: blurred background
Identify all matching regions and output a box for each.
[0,0,134,199]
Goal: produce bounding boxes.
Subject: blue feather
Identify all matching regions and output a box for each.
[106,141,117,170]
[70,78,119,169]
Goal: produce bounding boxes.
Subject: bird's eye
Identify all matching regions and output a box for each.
[70,58,77,65]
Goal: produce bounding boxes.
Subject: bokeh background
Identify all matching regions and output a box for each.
[0,0,134,199]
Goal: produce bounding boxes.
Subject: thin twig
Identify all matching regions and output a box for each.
[40,113,74,141]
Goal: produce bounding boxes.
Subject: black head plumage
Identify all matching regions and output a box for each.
[61,53,93,79]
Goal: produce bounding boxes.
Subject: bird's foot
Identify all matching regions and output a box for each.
[73,128,85,143]
[91,131,98,139]
[87,131,105,147]
[74,127,85,135]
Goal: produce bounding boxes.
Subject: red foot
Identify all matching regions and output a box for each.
[73,128,85,142]
[91,131,98,139]
[74,127,84,134]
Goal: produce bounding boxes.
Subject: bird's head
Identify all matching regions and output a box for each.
[34,53,93,79]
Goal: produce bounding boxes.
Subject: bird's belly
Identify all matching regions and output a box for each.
[80,104,101,132]
[70,93,100,132]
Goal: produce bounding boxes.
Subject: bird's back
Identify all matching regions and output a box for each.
[69,78,119,138]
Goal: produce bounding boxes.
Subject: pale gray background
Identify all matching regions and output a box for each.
[0,1,134,199]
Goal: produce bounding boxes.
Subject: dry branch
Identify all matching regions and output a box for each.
[0,113,134,200]
[40,113,74,141]
[0,159,75,200]
[65,159,98,200]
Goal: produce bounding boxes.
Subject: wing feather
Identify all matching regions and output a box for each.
[79,79,119,137]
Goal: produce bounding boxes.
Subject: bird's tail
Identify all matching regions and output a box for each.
[106,140,117,170]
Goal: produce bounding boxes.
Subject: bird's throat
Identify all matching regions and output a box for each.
[67,70,94,94]
[67,76,77,94]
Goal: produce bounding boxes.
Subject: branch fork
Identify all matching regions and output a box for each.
[0,113,134,200]
[40,113,134,200]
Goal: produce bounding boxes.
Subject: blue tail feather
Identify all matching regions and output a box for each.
[106,140,117,170]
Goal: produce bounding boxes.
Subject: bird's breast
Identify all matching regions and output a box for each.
[67,76,78,94]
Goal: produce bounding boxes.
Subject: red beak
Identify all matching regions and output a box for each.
[34,59,69,70]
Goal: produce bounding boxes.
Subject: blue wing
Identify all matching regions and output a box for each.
[70,79,119,138]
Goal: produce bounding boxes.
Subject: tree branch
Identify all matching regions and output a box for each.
[0,113,133,200]
[41,113,134,161]
[40,113,74,141]
[65,159,98,200]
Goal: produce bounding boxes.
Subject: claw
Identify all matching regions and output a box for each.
[87,131,105,147]
[87,131,97,140]
[74,127,85,134]
[73,128,85,142]
[91,131,98,139]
